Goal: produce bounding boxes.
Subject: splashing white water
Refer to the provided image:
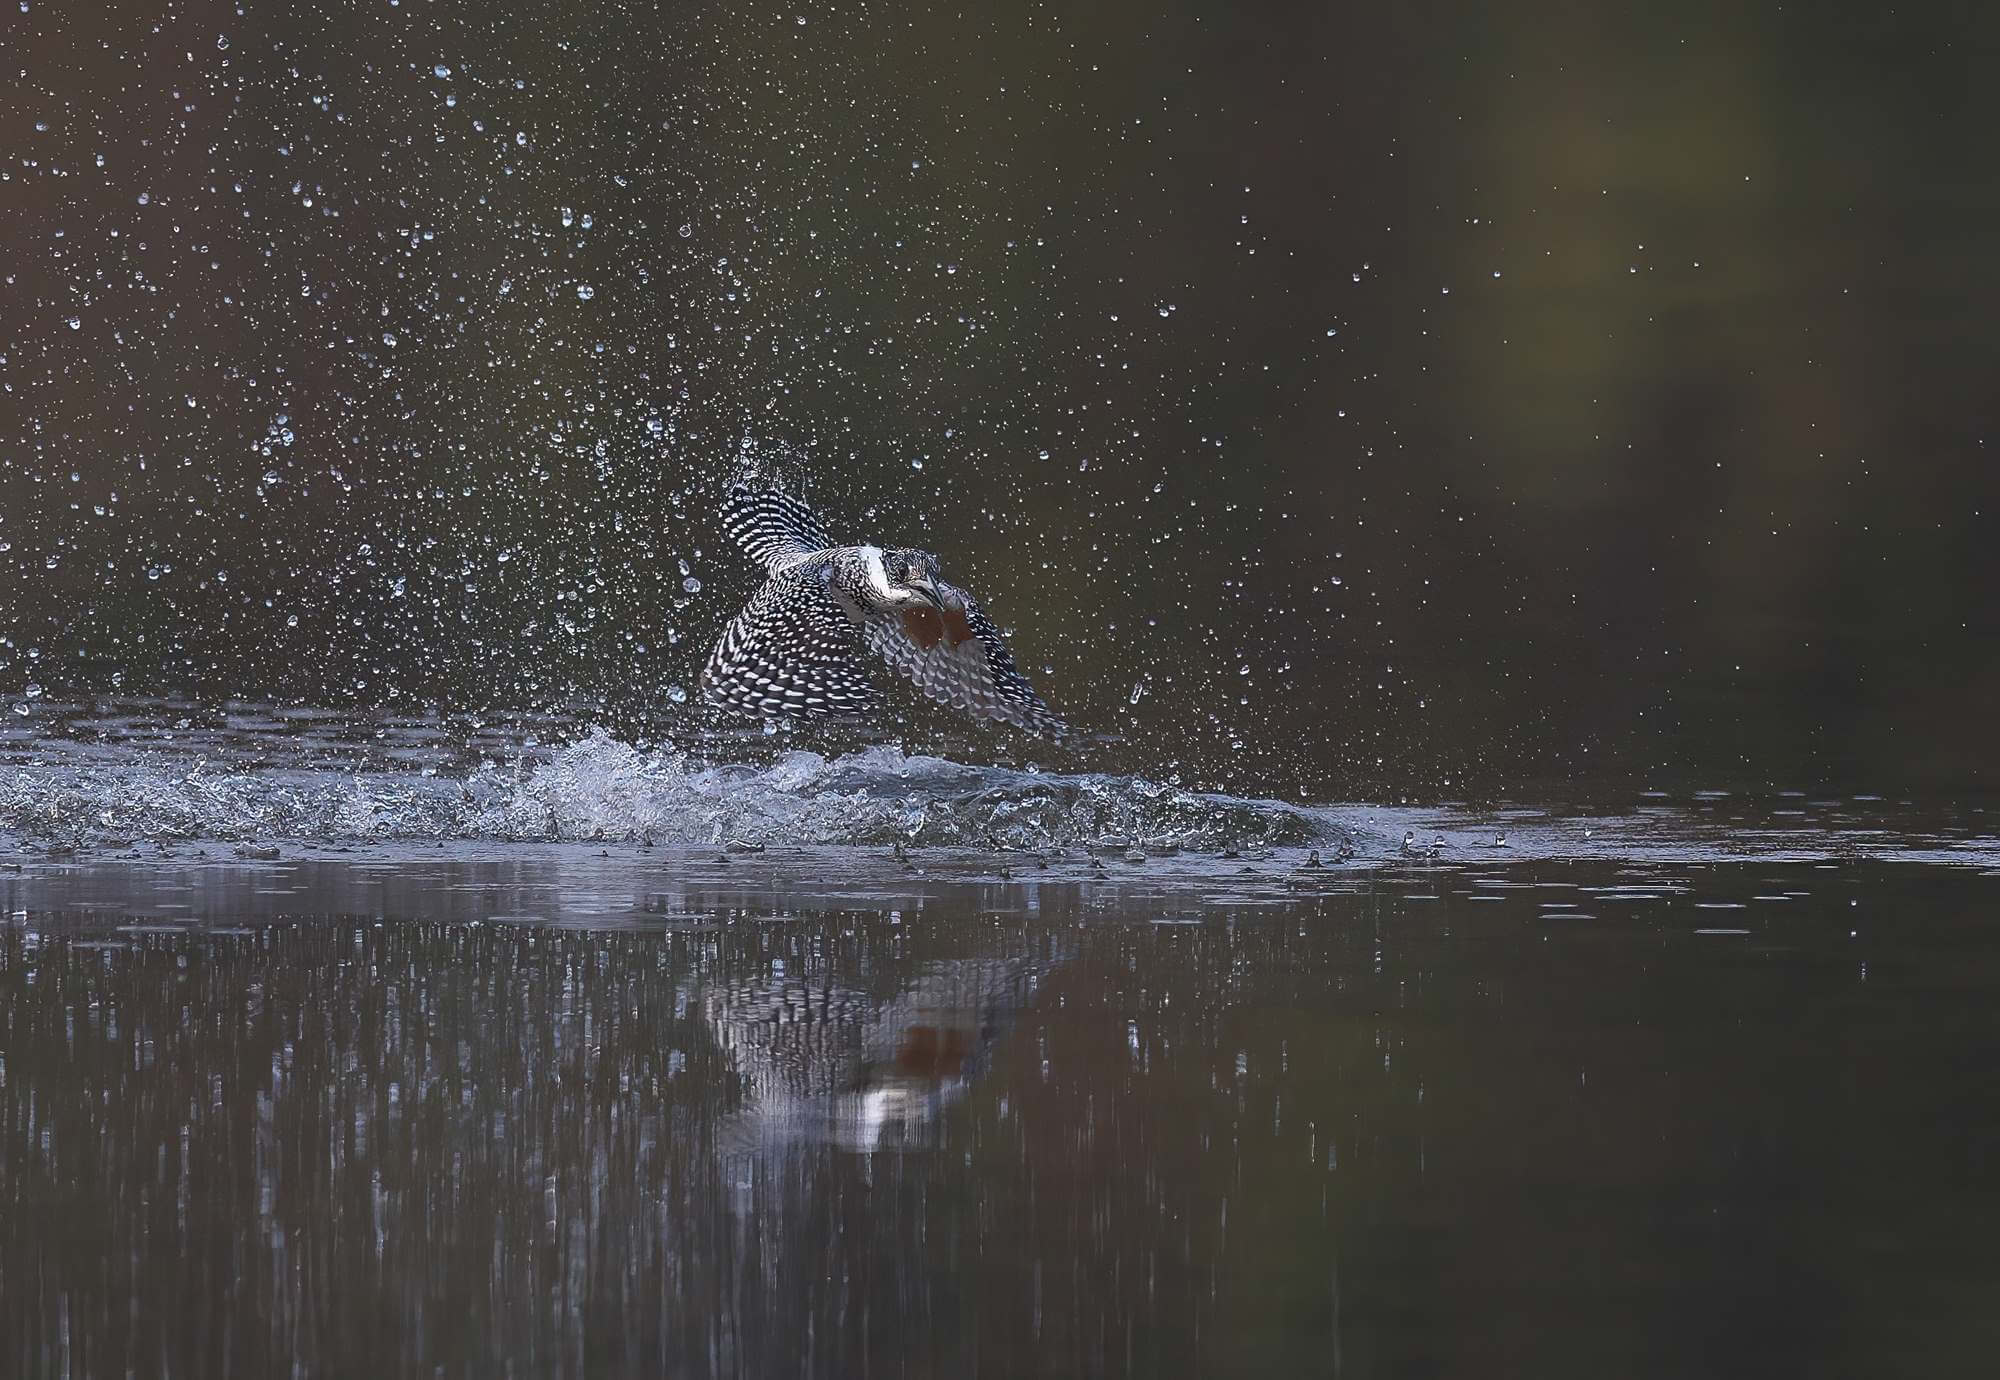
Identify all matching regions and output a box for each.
[0,729,1324,851]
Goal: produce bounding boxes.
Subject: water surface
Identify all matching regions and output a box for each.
[6,838,1998,1377]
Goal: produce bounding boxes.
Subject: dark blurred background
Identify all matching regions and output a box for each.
[4,0,1997,800]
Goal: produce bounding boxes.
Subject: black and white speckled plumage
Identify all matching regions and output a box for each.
[720,487,837,573]
[703,565,881,717]
[703,486,1066,736]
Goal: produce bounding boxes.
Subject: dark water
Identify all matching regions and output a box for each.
[8,1,1999,798]
[6,847,1999,1377]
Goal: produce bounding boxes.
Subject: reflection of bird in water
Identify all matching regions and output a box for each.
[702,957,1041,1154]
[703,486,1066,735]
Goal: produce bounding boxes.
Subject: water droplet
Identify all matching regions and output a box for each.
[215,569,228,583]
[666,685,688,703]
[575,284,594,300]
[216,34,230,50]
[433,63,452,78]
[515,131,528,146]
[381,332,397,346]
[560,206,574,227]
[497,279,512,296]
[678,223,693,239]
[646,415,664,435]
[24,683,44,699]
[65,317,80,330]
[263,470,281,485]
[682,576,701,593]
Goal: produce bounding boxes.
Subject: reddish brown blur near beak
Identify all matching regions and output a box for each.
[900,604,976,651]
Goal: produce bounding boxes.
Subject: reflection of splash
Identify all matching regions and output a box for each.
[705,957,1040,1156]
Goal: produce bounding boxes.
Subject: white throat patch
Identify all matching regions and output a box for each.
[857,545,897,601]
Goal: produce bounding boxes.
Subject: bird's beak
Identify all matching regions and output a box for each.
[908,576,945,610]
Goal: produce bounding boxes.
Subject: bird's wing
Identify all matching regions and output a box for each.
[862,578,1066,736]
[704,567,880,718]
[720,486,839,571]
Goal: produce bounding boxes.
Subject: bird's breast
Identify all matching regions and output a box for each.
[901,605,976,650]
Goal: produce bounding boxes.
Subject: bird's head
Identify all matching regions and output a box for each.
[880,548,953,611]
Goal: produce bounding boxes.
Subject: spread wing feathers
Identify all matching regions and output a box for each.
[721,486,839,571]
[863,580,1067,736]
[704,569,880,718]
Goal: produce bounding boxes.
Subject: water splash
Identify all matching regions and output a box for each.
[0,728,1324,851]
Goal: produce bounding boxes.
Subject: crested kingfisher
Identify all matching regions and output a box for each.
[702,486,1066,735]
